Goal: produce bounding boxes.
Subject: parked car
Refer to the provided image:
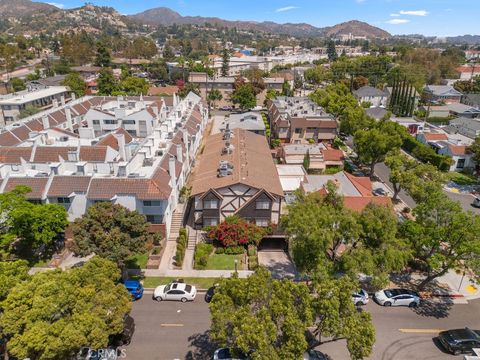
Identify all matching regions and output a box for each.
[110,314,135,346]
[374,288,420,307]
[352,289,369,306]
[153,282,197,302]
[123,280,144,300]
[372,188,387,197]
[205,284,219,303]
[472,197,480,208]
[213,348,248,360]
[219,106,233,111]
[438,328,480,355]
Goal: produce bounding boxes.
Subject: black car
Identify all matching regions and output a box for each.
[205,284,219,303]
[438,327,480,355]
[110,314,135,346]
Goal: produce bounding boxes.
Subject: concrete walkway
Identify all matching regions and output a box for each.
[140,269,253,278]
[437,269,480,300]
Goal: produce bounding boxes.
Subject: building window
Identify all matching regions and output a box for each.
[143,200,161,207]
[203,199,219,209]
[255,218,269,227]
[204,218,218,226]
[122,120,135,125]
[294,128,302,134]
[103,119,117,125]
[256,200,270,210]
[456,158,466,169]
[57,197,71,204]
[92,120,100,125]
[146,215,163,224]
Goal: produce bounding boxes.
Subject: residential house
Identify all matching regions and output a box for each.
[461,94,480,109]
[445,117,480,140]
[456,64,480,81]
[423,85,463,104]
[217,112,266,136]
[353,86,388,107]
[190,128,284,228]
[279,143,344,172]
[267,96,337,144]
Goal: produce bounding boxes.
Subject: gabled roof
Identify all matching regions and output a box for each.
[353,86,387,98]
[425,85,462,97]
[422,133,449,141]
[345,172,372,196]
[3,177,49,199]
[0,147,32,163]
[47,176,91,197]
[87,178,170,200]
[33,146,76,163]
[343,196,391,212]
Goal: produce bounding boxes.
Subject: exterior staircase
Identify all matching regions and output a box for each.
[187,228,197,250]
[169,212,184,240]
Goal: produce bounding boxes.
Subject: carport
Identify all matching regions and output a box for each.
[257,236,297,279]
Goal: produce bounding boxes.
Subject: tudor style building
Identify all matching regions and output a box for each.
[190,128,284,228]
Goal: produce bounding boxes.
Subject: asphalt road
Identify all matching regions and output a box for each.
[124,294,480,360]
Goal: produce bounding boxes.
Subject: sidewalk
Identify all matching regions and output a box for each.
[436,269,480,301]
[142,269,252,278]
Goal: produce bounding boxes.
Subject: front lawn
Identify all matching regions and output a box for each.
[125,252,149,269]
[143,277,221,289]
[447,172,479,186]
[205,254,244,270]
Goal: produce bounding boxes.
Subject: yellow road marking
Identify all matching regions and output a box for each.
[160,323,184,327]
[399,329,444,333]
[466,284,478,294]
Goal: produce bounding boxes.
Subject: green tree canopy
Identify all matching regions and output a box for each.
[9,77,26,92]
[97,67,118,95]
[94,41,111,67]
[231,84,257,110]
[0,257,131,360]
[209,267,314,360]
[221,47,231,77]
[207,88,223,108]
[62,72,86,97]
[72,202,156,266]
[18,104,41,119]
[117,76,149,96]
[0,260,29,303]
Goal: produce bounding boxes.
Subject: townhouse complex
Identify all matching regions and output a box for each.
[0,92,208,237]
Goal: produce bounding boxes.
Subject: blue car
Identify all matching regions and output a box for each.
[124,280,144,300]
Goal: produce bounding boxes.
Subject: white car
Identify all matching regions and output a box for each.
[374,288,420,307]
[153,282,197,302]
[352,289,369,306]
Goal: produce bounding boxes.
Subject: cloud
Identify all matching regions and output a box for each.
[47,2,64,8]
[275,6,298,12]
[399,10,428,16]
[386,18,410,24]
[390,13,400,17]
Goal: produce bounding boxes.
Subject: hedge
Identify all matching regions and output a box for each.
[194,243,214,270]
[175,227,188,267]
[402,136,452,172]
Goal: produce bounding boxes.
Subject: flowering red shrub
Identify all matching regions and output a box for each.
[206,216,265,248]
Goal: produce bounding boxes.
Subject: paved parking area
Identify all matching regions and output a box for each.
[257,251,297,279]
[123,296,213,360]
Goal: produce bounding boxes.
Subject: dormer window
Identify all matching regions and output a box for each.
[204,199,218,209]
[256,200,270,210]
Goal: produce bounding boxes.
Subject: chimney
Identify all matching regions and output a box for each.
[42,115,50,129]
[176,143,183,163]
[60,95,65,106]
[169,156,176,186]
[52,99,59,108]
[114,133,127,161]
[71,92,76,101]
[65,107,73,131]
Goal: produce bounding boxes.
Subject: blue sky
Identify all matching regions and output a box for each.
[38,0,480,36]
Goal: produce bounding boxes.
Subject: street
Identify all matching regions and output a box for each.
[124,294,480,360]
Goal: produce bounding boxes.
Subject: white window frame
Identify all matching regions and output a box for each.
[203,199,219,209]
[256,200,270,210]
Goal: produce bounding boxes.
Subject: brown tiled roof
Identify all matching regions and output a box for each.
[448,144,469,156]
[290,117,337,129]
[47,176,91,197]
[33,146,76,163]
[191,128,284,196]
[423,133,448,141]
[345,172,373,197]
[10,126,31,141]
[87,178,170,200]
[0,147,32,163]
[25,119,44,132]
[322,149,344,161]
[51,127,79,138]
[148,86,179,96]
[0,131,21,146]
[3,177,48,199]
[79,146,108,162]
[96,128,133,151]
[343,196,391,212]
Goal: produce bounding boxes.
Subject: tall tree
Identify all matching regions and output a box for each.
[72,202,157,267]
[231,84,257,110]
[209,267,314,359]
[221,47,230,77]
[94,42,111,68]
[0,260,29,303]
[97,67,118,96]
[400,191,480,290]
[0,257,131,360]
[327,40,338,62]
[207,88,223,109]
[62,72,86,97]
[118,76,149,95]
[303,150,311,172]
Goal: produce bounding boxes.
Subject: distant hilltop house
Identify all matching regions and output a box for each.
[456,64,480,81]
[353,86,388,108]
[423,85,463,104]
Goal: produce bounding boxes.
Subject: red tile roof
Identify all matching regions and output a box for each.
[79,146,108,162]
[0,131,21,146]
[33,147,76,163]
[322,148,345,161]
[0,147,32,163]
[3,177,48,199]
[87,178,170,200]
[345,172,373,196]
[448,145,469,156]
[423,133,449,141]
[343,196,391,212]
[47,176,91,197]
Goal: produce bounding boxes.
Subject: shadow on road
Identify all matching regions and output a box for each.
[413,298,453,319]
[185,331,216,360]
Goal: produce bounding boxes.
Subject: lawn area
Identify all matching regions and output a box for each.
[447,172,479,186]
[125,252,149,269]
[31,258,50,267]
[205,254,243,270]
[143,277,221,289]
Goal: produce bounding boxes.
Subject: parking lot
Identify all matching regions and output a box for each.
[124,293,480,360]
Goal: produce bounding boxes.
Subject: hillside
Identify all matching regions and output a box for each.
[130,7,391,39]
[0,0,59,17]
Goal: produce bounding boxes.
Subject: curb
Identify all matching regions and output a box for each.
[420,292,465,299]
[143,288,208,294]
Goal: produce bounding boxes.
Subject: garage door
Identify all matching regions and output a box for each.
[258,237,288,251]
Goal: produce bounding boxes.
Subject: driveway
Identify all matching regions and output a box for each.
[258,251,297,279]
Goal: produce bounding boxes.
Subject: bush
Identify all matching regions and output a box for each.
[194,243,214,269]
[224,246,246,255]
[402,136,453,172]
[206,215,266,248]
[247,245,257,257]
[175,227,188,267]
[215,247,225,254]
[248,255,258,270]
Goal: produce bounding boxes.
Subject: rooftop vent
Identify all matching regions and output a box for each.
[35,172,49,177]
[143,158,154,167]
[59,136,69,142]
[222,141,235,155]
[128,173,140,178]
[217,161,234,177]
